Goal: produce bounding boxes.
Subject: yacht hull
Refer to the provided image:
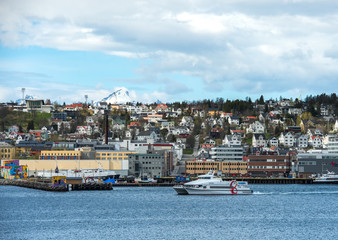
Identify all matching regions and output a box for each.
[173,185,253,195]
[173,185,189,195]
[313,180,338,184]
[185,187,253,195]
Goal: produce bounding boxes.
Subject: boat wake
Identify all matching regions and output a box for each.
[254,191,338,195]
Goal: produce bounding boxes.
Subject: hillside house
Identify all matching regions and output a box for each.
[268,137,279,147]
[247,121,265,134]
[223,134,242,146]
[279,132,295,147]
[136,131,158,141]
[252,134,267,147]
[228,116,240,126]
[296,135,309,149]
[308,136,322,148]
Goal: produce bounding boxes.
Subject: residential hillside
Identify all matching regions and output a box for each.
[1,93,337,178]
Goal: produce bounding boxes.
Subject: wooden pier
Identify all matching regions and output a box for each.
[0,179,113,191]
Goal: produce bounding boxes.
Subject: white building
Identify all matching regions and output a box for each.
[308,136,322,149]
[228,116,240,126]
[279,132,295,147]
[328,134,338,154]
[297,135,309,149]
[76,126,92,135]
[136,131,158,141]
[268,137,279,147]
[247,121,265,134]
[334,120,338,132]
[223,134,242,146]
[180,116,193,127]
[252,134,267,147]
[210,145,243,162]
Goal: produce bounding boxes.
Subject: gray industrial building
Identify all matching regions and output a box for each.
[128,145,174,178]
[128,151,168,178]
[296,150,338,177]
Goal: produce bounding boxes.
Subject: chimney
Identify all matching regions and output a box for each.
[105,113,108,144]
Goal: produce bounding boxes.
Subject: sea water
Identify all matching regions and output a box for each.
[0,184,337,240]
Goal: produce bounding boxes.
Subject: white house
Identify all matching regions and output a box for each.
[223,134,242,146]
[180,116,193,127]
[147,114,163,123]
[228,116,240,126]
[307,129,323,138]
[169,126,190,135]
[288,108,303,115]
[308,136,322,148]
[160,121,175,129]
[278,99,291,107]
[252,134,267,147]
[268,137,279,147]
[176,108,182,115]
[247,121,265,134]
[136,131,158,141]
[279,132,295,147]
[297,135,309,149]
[334,119,338,132]
[76,126,92,135]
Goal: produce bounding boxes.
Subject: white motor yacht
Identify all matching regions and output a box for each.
[313,171,338,184]
[173,171,253,195]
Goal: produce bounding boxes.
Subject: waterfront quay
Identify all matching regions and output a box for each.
[1,176,332,191]
[116,177,315,185]
[0,179,113,191]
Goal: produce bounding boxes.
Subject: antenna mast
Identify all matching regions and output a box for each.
[21,88,26,104]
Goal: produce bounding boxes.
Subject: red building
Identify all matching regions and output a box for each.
[247,154,292,177]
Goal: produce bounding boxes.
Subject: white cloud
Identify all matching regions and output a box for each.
[0,86,13,102]
[1,0,338,100]
[139,91,170,103]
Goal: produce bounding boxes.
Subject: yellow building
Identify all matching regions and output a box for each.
[40,150,81,160]
[17,159,128,174]
[185,160,248,176]
[208,110,221,116]
[15,146,31,157]
[0,142,16,159]
[95,150,135,161]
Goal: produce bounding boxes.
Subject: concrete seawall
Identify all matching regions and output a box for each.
[0,179,113,191]
[0,179,68,191]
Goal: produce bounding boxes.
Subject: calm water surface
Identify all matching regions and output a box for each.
[1,184,338,240]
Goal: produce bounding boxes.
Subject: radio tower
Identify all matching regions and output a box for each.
[21,88,26,104]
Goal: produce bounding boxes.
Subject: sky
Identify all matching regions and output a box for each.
[0,0,338,104]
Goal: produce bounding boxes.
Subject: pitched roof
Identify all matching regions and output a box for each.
[137,130,155,136]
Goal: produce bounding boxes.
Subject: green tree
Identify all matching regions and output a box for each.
[27,120,34,131]
[167,134,176,143]
[258,95,264,104]
[193,117,202,136]
[160,129,168,141]
[186,135,195,149]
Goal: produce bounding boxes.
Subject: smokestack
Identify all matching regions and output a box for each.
[105,113,108,145]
